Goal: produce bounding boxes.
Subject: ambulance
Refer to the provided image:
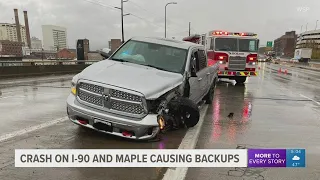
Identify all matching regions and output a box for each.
[183,30,259,84]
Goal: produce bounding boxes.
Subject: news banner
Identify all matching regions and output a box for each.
[15,149,305,168]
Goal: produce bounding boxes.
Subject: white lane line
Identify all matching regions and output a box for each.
[0,116,68,143]
[162,104,209,180]
[300,94,320,105]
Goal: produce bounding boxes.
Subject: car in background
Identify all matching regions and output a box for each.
[258,54,266,62]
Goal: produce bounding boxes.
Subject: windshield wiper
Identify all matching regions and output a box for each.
[110,58,130,62]
[144,64,168,71]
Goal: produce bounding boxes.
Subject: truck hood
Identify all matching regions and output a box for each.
[78,60,183,99]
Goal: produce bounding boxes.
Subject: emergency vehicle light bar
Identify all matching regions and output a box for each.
[210,30,257,37]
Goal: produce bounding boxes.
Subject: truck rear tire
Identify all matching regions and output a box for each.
[235,77,247,84]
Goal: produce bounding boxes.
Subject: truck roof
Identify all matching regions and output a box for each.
[130,36,203,50]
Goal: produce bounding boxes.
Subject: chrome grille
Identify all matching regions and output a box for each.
[77,82,145,116]
[228,56,246,70]
[110,89,142,102]
[111,100,144,114]
[78,90,103,106]
[79,82,103,94]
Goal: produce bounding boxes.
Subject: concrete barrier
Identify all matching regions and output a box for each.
[0,64,91,79]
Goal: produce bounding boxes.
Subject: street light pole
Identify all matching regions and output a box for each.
[306,23,308,31]
[165,2,177,38]
[115,0,130,43]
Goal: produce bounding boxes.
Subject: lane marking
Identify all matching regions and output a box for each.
[0,116,68,143]
[300,94,320,105]
[162,104,209,180]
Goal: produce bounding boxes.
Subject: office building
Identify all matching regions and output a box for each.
[109,39,122,53]
[42,25,67,51]
[273,31,297,58]
[76,39,89,60]
[0,23,27,46]
[31,36,42,50]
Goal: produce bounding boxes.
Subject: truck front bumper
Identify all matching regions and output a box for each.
[218,71,258,77]
[66,94,160,140]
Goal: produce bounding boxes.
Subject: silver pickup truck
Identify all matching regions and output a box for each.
[66,37,219,140]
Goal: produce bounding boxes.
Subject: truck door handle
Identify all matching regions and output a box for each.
[198,78,202,81]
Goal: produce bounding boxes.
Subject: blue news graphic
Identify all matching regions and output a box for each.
[286,149,306,167]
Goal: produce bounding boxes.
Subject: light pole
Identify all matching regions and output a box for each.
[306,23,308,31]
[316,20,319,30]
[165,2,177,38]
[115,0,130,43]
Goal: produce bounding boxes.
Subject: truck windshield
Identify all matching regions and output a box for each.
[110,40,187,74]
[214,38,258,52]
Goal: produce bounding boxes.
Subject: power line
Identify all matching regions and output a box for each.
[128,0,191,31]
[82,0,185,35]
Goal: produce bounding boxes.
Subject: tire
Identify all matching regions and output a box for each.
[235,77,247,84]
[168,97,200,128]
[204,78,216,104]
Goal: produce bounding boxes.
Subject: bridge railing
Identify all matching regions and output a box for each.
[0,60,101,67]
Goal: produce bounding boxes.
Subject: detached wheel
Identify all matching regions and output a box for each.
[204,79,216,104]
[235,77,247,84]
[168,97,200,128]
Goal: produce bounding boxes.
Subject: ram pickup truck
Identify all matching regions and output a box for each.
[66,37,219,140]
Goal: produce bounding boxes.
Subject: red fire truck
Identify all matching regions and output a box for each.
[183,30,259,84]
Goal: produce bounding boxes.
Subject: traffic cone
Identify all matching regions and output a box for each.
[284,69,288,74]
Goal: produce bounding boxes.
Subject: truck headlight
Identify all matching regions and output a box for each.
[71,74,79,95]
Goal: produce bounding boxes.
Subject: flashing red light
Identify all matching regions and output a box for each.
[246,54,257,63]
[214,52,228,62]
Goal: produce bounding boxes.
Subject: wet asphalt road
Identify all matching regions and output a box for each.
[0,62,320,180]
[186,62,320,180]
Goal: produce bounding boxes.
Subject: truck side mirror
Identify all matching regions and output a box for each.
[190,57,197,77]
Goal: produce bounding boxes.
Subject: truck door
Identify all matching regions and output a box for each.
[196,49,210,99]
[188,49,207,104]
[189,49,202,103]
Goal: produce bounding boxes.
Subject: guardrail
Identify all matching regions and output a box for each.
[0,60,101,66]
[0,60,101,79]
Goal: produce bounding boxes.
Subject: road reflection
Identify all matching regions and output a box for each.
[211,81,253,143]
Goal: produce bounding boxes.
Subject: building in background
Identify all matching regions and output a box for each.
[0,40,23,57]
[0,23,27,46]
[57,48,76,59]
[88,51,103,60]
[31,36,42,50]
[76,39,89,60]
[296,29,320,59]
[109,39,121,53]
[42,25,67,51]
[273,31,297,58]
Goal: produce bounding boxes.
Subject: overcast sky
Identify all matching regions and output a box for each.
[0,0,319,50]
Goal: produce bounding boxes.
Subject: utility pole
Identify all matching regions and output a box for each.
[189,22,191,36]
[115,0,130,43]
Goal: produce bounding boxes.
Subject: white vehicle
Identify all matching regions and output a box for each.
[294,48,312,62]
[183,30,259,84]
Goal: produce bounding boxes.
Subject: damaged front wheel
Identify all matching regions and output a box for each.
[169,97,200,128]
